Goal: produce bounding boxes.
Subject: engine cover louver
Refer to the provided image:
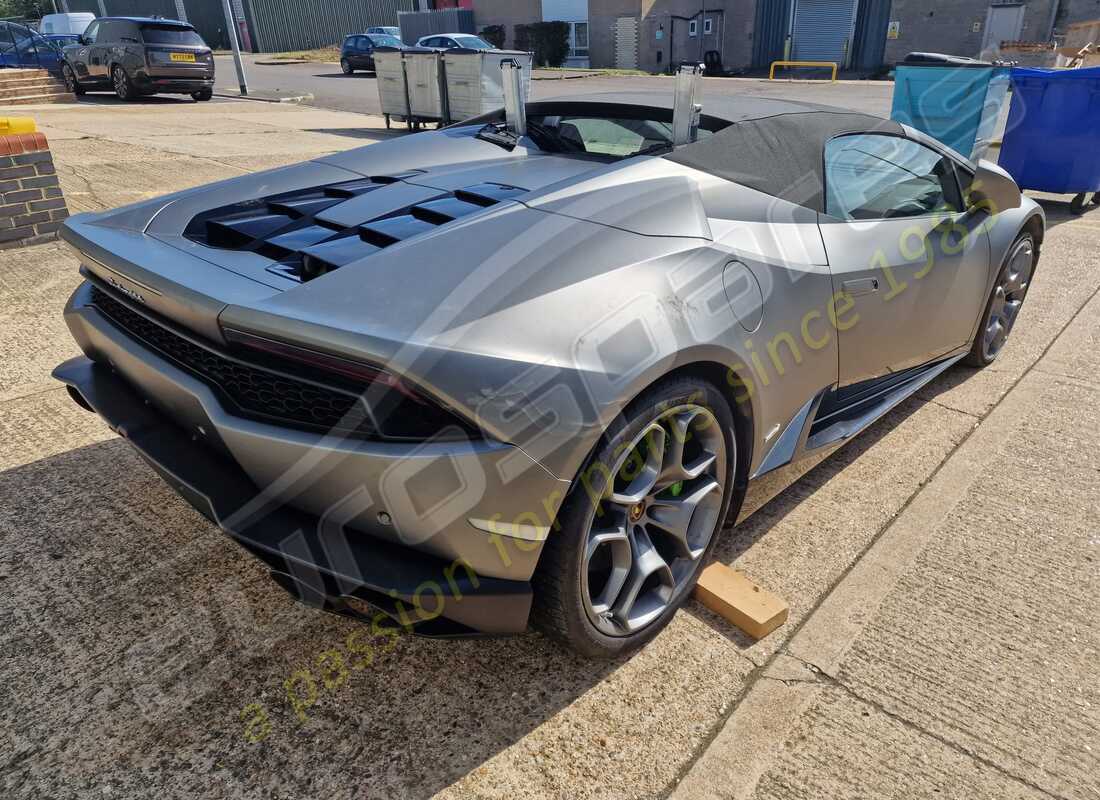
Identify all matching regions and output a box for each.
[183,177,527,282]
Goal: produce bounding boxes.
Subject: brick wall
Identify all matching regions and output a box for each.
[0,132,69,251]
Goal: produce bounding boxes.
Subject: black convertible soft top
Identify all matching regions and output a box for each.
[540,92,905,214]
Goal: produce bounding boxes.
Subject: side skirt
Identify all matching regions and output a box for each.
[747,352,966,485]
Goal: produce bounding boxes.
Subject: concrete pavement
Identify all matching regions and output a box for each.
[0,95,1096,800]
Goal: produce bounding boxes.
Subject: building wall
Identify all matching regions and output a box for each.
[589,0,755,72]
[883,0,1058,64]
[1056,0,1100,29]
[472,0,541,49]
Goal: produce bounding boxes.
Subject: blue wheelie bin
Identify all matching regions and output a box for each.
[891,52,1011,161]
[998,66,1100,214]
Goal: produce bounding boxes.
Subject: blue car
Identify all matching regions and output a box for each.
[0,20,66,73]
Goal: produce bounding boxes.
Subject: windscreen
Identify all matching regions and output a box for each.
[141,25,205,46]
[454,35,491,50]
[525,114,712,160]
[369,34,402,47]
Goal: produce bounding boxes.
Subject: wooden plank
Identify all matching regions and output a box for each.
[693,562,789,640]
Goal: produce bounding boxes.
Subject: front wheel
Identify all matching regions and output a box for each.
[965,232,1036,367]
[341,58,353,75]
[62,63,84,95]
[191,89,213,101]
[531,376,738,658]
[112,66,134,101]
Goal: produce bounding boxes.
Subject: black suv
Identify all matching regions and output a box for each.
[61,17,214,101]
[339,32,403,74]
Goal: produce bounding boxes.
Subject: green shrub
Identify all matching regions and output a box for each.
[479,24,506,49]
[513,21,570,67]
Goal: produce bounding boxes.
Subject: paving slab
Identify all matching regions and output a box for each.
[674,289,1100,800]
[3,95,1100,800]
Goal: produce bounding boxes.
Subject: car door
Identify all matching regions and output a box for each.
[72,19,99,81]
[8,23,41,69]
[0,23,18,68]
[86,19,114,81]
[352,36,371,68]
[818,133,991,386]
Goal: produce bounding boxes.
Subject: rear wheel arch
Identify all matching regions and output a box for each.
[1022,212,1044,251]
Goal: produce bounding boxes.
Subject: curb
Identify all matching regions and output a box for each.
[214,91,314,104]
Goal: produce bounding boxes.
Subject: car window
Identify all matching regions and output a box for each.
[96,21,123,43]
[454,35,491,50]
[82,20,100,43]
[369,34,401,47]
[9,23,37,55]
[118,22,141,43]
[825,134,963,221]
[0,22,17,56]
[525,114,712,160]
[140,25,205,46]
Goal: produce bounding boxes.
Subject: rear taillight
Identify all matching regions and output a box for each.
[222,328,478,441]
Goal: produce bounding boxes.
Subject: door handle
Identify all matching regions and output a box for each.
[841,277,879,297]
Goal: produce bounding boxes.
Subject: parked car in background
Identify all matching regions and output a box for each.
[60,17,214,101]
[340,32,403,74]
[0,20,66,73]
[366,26,399,37]
[415,33,493,51]
[39,12,96,36]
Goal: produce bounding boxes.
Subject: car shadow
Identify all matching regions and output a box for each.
[313,71,377,79]
[685,363,969,649]
[305,127,406,141]
[1,437,618,797]
[1027,194,1098,230]
[73,93,205,106]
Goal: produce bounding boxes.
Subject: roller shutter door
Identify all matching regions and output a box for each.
[791,0,858,65]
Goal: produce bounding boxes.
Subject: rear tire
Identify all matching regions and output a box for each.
[112,66,134,101]
[191,89,213,101]
[1070,193,1088,215]
[965,232,1036,367]
[341,58,353,75]
[531,376,738,658]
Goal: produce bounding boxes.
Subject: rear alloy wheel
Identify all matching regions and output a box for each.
[532,376,736,658]
[112,66,134,101]
[966,232,1036,367]
[62,63,84,95]
[341,58,353,75]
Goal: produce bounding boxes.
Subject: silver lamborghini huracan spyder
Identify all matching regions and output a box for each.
[53,88,1042,657]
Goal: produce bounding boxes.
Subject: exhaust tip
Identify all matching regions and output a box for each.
[65,385,94,413]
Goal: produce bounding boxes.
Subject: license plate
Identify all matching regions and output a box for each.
[170,52,196,63]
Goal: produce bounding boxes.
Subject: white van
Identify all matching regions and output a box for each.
[39,12,96,36]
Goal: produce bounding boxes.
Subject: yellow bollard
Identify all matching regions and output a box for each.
[0,117,37,135]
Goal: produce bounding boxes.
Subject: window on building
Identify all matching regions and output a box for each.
[572,21,589,58]
[689,20,697,37]
[704,18,712,35]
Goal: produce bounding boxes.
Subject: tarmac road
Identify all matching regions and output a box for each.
[212,53,895,118]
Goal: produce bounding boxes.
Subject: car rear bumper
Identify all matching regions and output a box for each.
[53,279,570,635]
[53,354,535,636]
[134,70,214,93]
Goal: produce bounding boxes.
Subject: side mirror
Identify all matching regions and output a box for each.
[78,35,87,45]
[967,160,1022,215]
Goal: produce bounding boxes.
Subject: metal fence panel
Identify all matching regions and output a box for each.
[244,0,413,53]
[396,8,474,46]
